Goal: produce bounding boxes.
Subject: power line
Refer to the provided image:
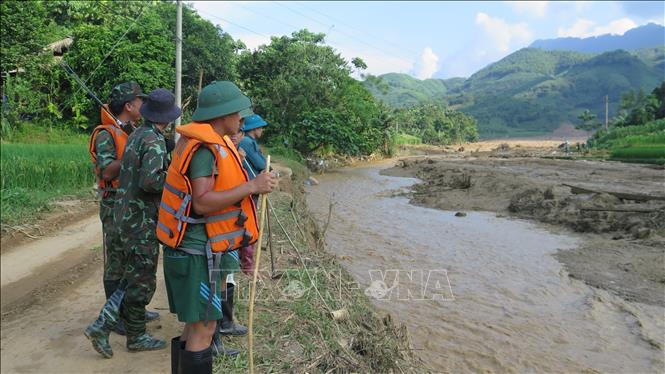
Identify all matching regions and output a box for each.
[196,9,270,39]
[232,2,301,32]
[296,1,421,56]
[272,1,413,67]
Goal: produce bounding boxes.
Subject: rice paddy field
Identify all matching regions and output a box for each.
[1,143,95,226]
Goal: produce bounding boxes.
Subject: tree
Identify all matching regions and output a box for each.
[576,109,601,131]
[238,29,390,156]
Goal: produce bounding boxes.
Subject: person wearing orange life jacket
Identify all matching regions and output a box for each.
[89,83,143,297]
[157,81,277,374]
[88,82,161,336]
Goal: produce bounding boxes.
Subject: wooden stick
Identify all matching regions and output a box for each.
[248,155,270,374]
[266,199,275,278]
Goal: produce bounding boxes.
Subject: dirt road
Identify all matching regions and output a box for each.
[0,211,179,374]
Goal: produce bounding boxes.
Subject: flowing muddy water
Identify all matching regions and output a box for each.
[306,161,664,373]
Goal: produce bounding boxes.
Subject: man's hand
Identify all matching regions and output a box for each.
[250,171,277,194]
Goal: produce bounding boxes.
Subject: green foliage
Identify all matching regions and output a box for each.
[60,2,175,129]
[0,0,48,73]
[591,119,665,149]
[392,103,478,145]
[1,143,94,224]
[154,3,242,115]
[614,81,665,126]
[238,29,391,156]
[363,73,463,108]
[576,109,602,131]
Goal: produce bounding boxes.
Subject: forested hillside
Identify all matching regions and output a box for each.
[365,46,664,137]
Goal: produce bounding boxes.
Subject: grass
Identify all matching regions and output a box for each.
[1,143,94,226]
[610,144,665,165]
[394,133,422,145]
[1,121,89,144]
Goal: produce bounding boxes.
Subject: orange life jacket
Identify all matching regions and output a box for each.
[88,105,128,197]
[156,122,258,253]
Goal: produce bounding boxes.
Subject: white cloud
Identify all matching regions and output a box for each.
[332,44,414,77]
[413,47,439,79]
[234,33,271,50]
[558,17,638,37]
[506,1,549,17]
[475,12,533,53]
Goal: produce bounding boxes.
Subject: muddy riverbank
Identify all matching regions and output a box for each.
[307,156,664,373]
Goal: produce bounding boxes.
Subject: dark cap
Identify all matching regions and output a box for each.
[108,81,148,105]
[139,88,182,124]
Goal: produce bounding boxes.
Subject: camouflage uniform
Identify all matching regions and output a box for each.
[94,131,126,298]
[113,121,167,341]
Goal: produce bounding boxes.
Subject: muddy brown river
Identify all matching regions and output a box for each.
[306,161,664,373]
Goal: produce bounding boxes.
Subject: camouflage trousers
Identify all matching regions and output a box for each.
[118,237,159,339]
[100,197,125,298]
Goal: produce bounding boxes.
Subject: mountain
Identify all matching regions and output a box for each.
[457,48,663,136]
[529,23,665,53]
[364,46,665,137]
[363,73,464,108]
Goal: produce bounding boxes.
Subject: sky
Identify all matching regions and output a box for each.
[189,1,665,80]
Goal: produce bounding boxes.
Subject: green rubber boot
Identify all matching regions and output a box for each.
[84,287,125,358]
[127,333,167,352]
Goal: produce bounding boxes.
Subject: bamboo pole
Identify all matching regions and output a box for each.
[248,155,270,374]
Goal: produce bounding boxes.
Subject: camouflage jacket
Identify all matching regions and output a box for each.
[113,122,168,239]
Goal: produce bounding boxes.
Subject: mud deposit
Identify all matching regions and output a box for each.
[307,161,664,373]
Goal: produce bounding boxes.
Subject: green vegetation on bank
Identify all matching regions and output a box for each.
[1,143,94,226]
[586,83,665,164]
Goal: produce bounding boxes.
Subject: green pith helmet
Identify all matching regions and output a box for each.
[108,81,148,105]
[192,81,253,122]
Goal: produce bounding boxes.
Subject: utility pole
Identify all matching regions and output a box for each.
[605,95,608,130]
[175,0,182,135]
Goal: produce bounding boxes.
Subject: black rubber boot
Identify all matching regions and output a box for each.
[179,346,213,374]
[171,337,185,374]
[211,329,240,357]
[219,284,248,336]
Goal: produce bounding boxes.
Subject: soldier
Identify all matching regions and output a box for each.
[84,88,181,357]
[88,82,158,336]
[156,81,277,373]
